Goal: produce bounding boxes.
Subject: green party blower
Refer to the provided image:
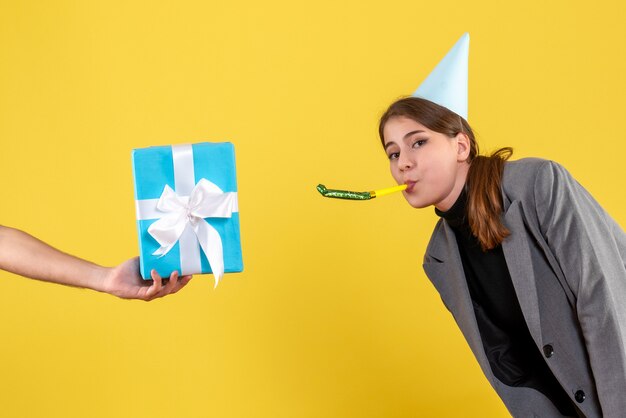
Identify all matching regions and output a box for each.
[316,184,407,201]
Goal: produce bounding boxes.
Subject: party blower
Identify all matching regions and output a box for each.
[316,184,407,200]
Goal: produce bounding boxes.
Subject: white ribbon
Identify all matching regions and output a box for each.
[135,144,238,287]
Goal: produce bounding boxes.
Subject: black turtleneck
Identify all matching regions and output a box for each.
[436,188,578,417]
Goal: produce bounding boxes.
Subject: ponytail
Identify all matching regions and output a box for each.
[466,147,513,251]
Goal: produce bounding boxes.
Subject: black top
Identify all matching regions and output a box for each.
[436,188,578,417]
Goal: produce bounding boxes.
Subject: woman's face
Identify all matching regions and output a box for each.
[382,116,470,211]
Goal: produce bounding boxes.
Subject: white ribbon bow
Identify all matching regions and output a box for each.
[147,178,237,286]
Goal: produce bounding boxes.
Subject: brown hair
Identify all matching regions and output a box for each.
[378,97,512,250]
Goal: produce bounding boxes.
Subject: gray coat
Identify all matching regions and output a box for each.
[423,158,626,417]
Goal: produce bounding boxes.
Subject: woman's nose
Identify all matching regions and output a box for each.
[398,153,414,171]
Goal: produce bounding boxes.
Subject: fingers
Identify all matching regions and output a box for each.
[163,270,179,293]
[171,274,193,294]
[145,269,164,301]
[164,271,193,295]
[144,270,192,301]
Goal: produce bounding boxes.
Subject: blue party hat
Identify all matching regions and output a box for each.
[412,33,469,119]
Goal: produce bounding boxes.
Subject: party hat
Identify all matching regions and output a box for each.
[412,33,469,119]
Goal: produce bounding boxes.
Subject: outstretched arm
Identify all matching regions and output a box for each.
[0,225,191,300]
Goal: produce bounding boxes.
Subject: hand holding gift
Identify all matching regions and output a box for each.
[0,226,191,300]
[101,257,192,301]
[0,142,241,298]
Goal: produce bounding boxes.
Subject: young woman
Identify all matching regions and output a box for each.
[0,225,192,300]
[380,97,626,417]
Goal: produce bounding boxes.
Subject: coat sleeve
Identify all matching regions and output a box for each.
[533,160,626,416]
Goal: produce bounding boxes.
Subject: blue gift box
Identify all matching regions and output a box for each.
[132,142,243,282]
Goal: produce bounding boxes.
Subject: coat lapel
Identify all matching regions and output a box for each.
[423,200,546,378]
[423,221,496,381]
[501,200,543,346]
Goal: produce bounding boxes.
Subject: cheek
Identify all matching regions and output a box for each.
[429,164,459,196]
[427,156,455,178]
[389,162,402,181]
[419,162,454,191]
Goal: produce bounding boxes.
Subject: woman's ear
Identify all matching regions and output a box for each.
[455,132,471,162]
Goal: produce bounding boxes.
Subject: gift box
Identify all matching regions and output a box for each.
[132,142,243,285]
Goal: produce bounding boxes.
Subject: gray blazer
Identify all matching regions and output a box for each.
[423,158,626,417]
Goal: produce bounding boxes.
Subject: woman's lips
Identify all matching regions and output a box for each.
[405,181,416,193]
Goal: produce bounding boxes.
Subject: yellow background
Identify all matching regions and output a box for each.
[1,1,625,417]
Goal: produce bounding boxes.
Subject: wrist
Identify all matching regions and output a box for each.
[89,265,112,294]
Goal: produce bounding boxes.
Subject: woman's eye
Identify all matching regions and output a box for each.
[412,139,427,148]
[388,152,400,160]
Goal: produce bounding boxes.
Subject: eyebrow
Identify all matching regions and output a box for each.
[384,130,426,150]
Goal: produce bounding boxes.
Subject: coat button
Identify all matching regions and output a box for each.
[543,344,554,358]
[575,390,586,403]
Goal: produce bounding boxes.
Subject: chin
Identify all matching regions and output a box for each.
[403,194,432,209]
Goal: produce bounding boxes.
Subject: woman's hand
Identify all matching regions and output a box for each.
[101,257,192,301]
